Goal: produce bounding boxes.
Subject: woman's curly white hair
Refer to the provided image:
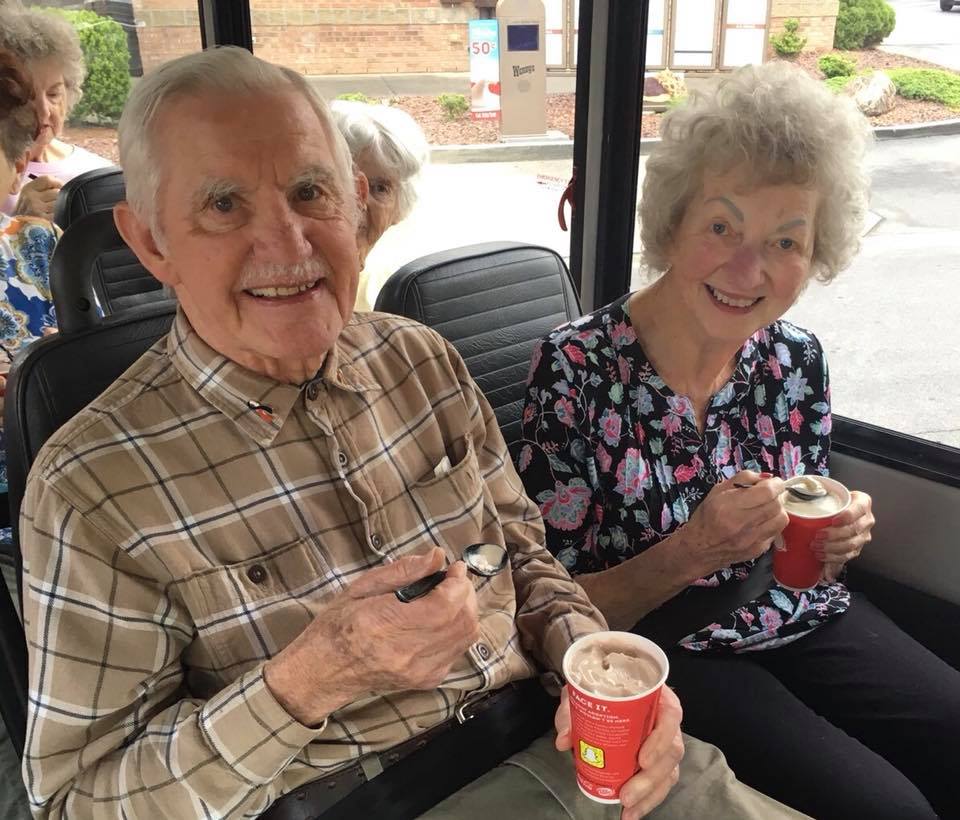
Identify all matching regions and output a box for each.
[639,61,872,282]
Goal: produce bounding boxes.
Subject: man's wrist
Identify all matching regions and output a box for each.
[263,642,357,728]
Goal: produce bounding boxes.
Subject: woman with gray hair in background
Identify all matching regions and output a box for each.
[330,99,428,310]
[517,61,960,819]
[0,3,112,219]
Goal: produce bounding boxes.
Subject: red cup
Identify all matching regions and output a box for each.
[562,632,669,804]
[774,476,851,591]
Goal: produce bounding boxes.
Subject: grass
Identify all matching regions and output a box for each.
[336,92,377,105]
[824,74,861,93]
[885,68,960,110]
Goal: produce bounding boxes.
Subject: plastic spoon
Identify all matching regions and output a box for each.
[395,543,509,603]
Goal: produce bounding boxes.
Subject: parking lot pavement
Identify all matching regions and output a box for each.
[881,0,960,70]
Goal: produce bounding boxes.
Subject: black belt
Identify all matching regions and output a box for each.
[635,552,774,648]
[261,677,557,820]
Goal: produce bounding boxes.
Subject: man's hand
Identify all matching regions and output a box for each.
[265,548,480,726]
[555,685,684,819]
[14,176,62,220]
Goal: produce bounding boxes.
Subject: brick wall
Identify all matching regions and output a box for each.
[769,0,839,51]
[132,1,476,75]
[132,1,839,77]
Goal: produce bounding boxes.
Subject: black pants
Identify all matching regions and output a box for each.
[663,595,960,820]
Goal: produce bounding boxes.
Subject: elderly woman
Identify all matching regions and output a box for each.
[517,62,960,820]
[0,5,112,219]
[0,49,59,497]
[330,99,428,310]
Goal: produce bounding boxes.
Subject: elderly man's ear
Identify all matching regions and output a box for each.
[114,201,178,288]
[354,168,371,261]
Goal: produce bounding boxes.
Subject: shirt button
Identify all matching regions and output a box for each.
[476,643,491,661]
[246,564,267,584]
[370,533,383,549]
[337,450,348,468]
[306,382,320,401]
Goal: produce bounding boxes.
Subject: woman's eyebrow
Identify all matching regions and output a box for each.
[776,218,808,232]
[704,196,744,222]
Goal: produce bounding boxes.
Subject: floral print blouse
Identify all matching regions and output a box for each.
[0,214,59,494]
[517,294,850,651]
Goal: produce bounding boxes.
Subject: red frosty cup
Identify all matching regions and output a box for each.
[775,475,851,591]
[562,631,669,803]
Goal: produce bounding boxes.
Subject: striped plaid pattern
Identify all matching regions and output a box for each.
[20,309,605,819]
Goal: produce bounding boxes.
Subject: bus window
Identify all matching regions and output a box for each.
[17,0,202,166]
[251,4,577,309]
[784,135,960,451]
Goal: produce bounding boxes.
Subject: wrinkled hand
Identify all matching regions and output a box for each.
[265,547,480,726]
[817,490,874,582]
[13,176,62,220]
[680,471,789,577]
[555,685,684,819]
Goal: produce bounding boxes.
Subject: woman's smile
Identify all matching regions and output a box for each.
[705,284,763,312]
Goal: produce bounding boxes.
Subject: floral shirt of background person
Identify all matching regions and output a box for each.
[0,213,58,493]
[517,294,850,652]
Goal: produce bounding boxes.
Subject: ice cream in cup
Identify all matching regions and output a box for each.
[775,475,851,591]
[562,631,669,803]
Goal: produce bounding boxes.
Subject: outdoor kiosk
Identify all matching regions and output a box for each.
[497,0,547,138]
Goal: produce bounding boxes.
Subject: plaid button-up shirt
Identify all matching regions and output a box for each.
[21,310,606,818]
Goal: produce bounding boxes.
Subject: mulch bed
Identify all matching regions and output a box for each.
[65,48,958,156]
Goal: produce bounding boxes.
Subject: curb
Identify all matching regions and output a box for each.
[429,117,960,163]
[873,118,960,140]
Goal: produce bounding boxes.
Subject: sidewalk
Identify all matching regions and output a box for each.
[306,71,577,98]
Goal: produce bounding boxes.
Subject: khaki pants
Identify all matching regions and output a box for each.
[420,732,810,820]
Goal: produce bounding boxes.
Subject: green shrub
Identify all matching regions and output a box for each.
[336,92,376,104]
[824,74,861,94]
[53,9,130,123]
[770,18,807,57]
[437,93,469,120]
[818,54,858,78]
[887,68,960,109]
[834,0,896,50]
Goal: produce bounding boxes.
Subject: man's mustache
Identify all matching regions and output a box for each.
[237,258,331,290]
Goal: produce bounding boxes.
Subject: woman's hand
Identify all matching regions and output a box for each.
[554,685,685,819]
[13,176,62,220]
[678,470,789,578]
[816,490,874,582]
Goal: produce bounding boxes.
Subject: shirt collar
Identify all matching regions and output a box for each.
[167,310,378,446]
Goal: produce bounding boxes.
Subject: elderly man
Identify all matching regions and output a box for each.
[19,48,805,820]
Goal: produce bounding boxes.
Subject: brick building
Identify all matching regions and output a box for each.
[131,0,839,76]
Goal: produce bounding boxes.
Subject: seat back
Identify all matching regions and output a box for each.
[375,242,580,449]
[53,166,126,229]
[1,301,177,758]
[51,209,168,331]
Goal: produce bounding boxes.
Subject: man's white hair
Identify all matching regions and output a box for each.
[118,46,357,230]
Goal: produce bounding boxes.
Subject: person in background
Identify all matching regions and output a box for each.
[517,61,960,820]
[0,4,112,220]
[331,99,429,310]
[0,48,58,499]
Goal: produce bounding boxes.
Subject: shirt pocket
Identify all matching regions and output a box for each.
[407,435,486,563]
[175,537,337,685]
